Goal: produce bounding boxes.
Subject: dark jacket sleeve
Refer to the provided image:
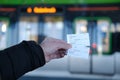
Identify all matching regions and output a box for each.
[0,41,46,80]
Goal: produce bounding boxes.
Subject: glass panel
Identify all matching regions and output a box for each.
[111,23,116,33]
[116,23,120,32]
[18,16,38,43]
[97,20,110,55]
[75,19,88,33]
[87,21,97,54]
[44,16,64,39]
[74,19,110,55]
[0,20,8,50]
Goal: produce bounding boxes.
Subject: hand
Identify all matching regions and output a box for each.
[40,37,72,63]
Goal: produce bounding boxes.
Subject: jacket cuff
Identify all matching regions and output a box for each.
[23,41,46,69]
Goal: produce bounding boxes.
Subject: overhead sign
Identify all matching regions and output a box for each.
[27,7,56,13]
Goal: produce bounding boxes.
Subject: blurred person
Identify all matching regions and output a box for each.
[0,37,71,80]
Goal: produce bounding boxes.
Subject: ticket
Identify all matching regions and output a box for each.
[67,33,90,59]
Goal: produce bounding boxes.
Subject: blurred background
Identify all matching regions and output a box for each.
[0,0,120,80]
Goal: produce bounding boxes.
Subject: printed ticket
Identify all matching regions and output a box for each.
[67,33,90,59]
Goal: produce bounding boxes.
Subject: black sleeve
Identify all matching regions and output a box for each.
[0,41,46,80]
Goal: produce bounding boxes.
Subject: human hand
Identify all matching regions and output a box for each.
[40,37,72,63]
